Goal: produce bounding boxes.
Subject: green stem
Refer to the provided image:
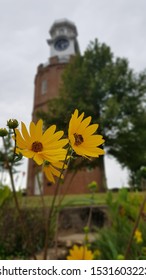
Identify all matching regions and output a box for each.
[2,137,20,213]
[54,167,76,257]
[56,170,76,208]
[2,135,37,260]
[86,193,94,229]
[36,170,46,212]
[124,192,146,259]
[43,146,71,260]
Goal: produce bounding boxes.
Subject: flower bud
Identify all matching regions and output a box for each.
[88,181,98,192]
[83,226,89,234]
[117,254,125,260]
[7,119,19,129]
[0,128,8,137]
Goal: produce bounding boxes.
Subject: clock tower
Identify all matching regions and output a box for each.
[47,19,79,62]
[27,19,104,195]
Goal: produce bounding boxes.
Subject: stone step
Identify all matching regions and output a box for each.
[58,233,96,248]
[35,233,97,260]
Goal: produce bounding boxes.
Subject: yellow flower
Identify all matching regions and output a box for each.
[43,161,67,183]
[134,229,143,243]
[14,120,68,165]
[67,245,94,260]
[93,249,101,259]
[68,109,105,158]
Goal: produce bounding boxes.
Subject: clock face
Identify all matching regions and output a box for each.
[54,38,69,51]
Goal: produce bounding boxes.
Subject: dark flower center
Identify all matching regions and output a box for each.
[31,141,43,152]
[74,133,84,146]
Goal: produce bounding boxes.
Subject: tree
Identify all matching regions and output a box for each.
[38,39,146,189]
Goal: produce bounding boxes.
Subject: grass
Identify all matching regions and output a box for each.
[17,190,145,208]
[18,192,108,208]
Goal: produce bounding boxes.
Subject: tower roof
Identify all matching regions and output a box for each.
[49,18,78,36]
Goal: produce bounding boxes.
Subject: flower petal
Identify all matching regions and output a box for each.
[33,153,43,165]
[83,135,105,146]
[69,110,84,135]
[77,116,91,133]
[15,129,27,149]
[43,166,55,183]
[21,122,31,145]
[42,125,56,143]
[73,145,105,157]
[83,124,98,136]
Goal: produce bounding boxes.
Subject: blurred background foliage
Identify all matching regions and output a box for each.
[38,39,146,190]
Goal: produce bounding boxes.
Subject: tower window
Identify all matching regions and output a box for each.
[34,172,43,195]
[41,80,47,95]
[59,27,65,35]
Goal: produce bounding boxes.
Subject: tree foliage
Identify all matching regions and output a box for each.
[38,39,146,182]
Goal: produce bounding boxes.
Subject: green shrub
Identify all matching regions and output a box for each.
[0,204,47,259]
[92,189,146,260]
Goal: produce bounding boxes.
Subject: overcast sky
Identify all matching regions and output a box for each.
[0,0,146,189]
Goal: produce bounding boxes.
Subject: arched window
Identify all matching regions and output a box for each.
[41,79,47,95]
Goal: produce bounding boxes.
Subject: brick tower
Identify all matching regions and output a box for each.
[27,19,104,195]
